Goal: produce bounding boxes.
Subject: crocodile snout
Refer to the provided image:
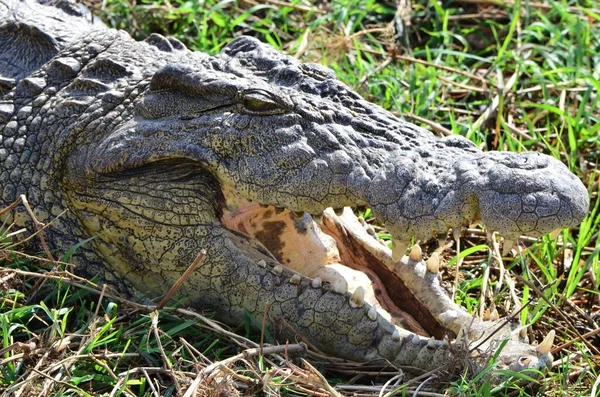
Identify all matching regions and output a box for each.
[456,152,589,242]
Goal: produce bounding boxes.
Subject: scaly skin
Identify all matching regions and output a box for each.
[0,0,589,376]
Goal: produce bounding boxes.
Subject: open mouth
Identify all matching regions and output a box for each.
[220,186,458,341]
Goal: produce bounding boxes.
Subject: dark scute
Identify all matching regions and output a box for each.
[144,33,183,53]
[167,37,186,51]
[83,58,132,82]
[149,64,195,92]
[0,22,59,81]
[0,76,16,95]
[38,0,84,17]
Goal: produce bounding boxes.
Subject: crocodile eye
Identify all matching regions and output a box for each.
[241,90,286,115]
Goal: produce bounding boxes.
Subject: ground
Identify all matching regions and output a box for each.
[1,0,599,395]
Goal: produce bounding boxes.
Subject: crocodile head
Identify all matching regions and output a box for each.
[57,35,588,377]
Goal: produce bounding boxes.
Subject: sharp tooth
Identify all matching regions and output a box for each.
[334,208,344,216]
[453,228,461,242]
[392,239,407,262]
[257,259,267,268]
[550,228,562,239]
[293,211,304,218]
[289,274,302,285]
[365,225,376,236]
[503,239,515,256]
[483,308,491,321]
[349,286,365,307]
[311,277,322,288]
[427,337,436,349]
[272,265,283,276]
[332,277,347,294]
[357,216,366,226]
[441,336,450,348]
[412,334,421,345]
[392,329,401,342]
[536,330,555,355]
[408,244,422,262]
[519,327,528,339]
[490,308,499,321]
[426,252,440,273]
[439,310,458,325]
[367,306,378,321]
[312,213,322,223]
[377,238,387,246]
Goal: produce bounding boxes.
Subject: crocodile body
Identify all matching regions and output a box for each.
[0,0,589,376]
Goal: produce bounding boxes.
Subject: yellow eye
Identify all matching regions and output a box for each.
[241,90,287,115]
[243,97,277,112]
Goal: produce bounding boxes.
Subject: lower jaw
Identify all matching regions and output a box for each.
[221,200,455,339]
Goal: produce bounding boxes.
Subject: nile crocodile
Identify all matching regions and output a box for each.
[0,0,589,377]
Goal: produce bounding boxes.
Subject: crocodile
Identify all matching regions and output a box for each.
[0,0,589,378]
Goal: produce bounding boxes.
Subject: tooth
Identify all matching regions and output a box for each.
[365,226,376,236]
[412,334,421,345]
[312,213,322,223]
[536,330,555,355]
[392,239,407,262]
[503,239,515,256]
[272,265,283,276]
[453,228,461,242]
[490,308,499,321]
[334,208,344,216]
[357,217,365,226]
[257,259,267,268]
[392,329,401,342]
[367,306,378,321]
[377,238,387,246]
[311,277,322,288]
[427,337,436,349]
[439,310,458,326]
[289,274,302,285]
[519,327,528,339]
[441,336,450,348]
[293,211,304,218]
[426,253,440,273]
[408,244,422,262]
[349,286,365,307]
[332,277,347,294]
[483,308,491,321]
[550,228,562,239]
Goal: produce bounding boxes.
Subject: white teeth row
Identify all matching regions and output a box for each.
[257,259,376,321]
[388,225,525,264]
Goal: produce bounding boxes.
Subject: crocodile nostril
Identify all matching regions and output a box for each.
[519,356,532,367]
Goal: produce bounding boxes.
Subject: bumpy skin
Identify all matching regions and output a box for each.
[0,0,589,375]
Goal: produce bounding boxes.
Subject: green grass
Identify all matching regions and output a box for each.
[2,0,600,395]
